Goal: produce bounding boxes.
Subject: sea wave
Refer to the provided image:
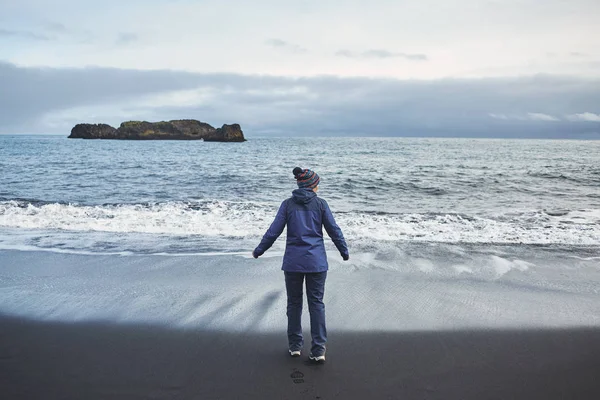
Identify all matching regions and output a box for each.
[1,200,599,246]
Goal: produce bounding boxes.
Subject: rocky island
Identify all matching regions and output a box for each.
[68,120,246,142]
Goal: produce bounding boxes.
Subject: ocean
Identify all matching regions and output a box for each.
[0,135,599,330]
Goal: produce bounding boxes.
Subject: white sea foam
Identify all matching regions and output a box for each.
[453,265,474,274]
[1,200,599,250]
[488,256,532,277]
[0,200,272,237]
[0,244,133,256]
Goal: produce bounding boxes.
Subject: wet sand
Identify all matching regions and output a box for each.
[1,315,599,399]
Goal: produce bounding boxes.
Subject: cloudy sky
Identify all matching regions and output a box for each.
[1,0,599,137]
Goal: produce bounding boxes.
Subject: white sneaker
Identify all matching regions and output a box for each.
[289,350,301,357]
[309,353,326,363]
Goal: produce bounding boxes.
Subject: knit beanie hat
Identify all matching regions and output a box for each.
[293,167,320,189]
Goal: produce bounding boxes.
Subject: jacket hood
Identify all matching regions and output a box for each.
[292,188,317,204]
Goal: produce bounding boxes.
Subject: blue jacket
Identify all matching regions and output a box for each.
[254,189,349,272]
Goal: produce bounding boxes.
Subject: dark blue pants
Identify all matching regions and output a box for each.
[284,271,327,356]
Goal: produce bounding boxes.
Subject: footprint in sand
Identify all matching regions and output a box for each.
[290,369,305,384]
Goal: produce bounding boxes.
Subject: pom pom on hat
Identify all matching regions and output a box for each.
[293,167,320,189]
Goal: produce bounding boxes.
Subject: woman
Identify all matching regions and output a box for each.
[253,167,349,363]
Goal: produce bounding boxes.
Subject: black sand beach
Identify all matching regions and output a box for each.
[1,315,599,400]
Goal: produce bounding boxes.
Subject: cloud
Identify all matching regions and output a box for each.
[44,22,68,34]
[265,39,286,47]
[334,49,354,58]
[548,52,590,59]
[265,38,307,54]
[527,112,560,121]
[488,113,561,122]
[0,28,51,41]
[488,113,510,120]
[336,49,428,61]
[566,112,600,122]
[363,49,428,61]
[116,32,139,46]
[0,23,94,44]
[1,61,600,138]
[0,0,598,79]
